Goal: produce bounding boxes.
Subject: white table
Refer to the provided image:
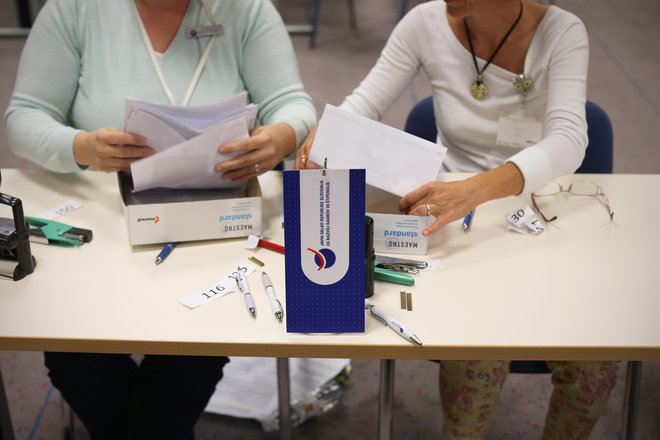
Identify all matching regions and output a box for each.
[1,169,659,439]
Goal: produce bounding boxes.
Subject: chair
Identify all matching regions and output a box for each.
[403,97,641,439]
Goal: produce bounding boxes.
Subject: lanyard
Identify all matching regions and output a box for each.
[135,0,218,106]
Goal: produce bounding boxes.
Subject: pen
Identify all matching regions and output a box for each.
[365,299,422,345]
[236,270,257,318]
[261,272,283,321]
[462,209,475,233]
[155,242,176,265]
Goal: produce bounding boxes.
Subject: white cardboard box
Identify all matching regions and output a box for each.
[365,186,430,255]
[118,173,262,245]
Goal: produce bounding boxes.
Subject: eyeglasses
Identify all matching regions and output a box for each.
[530,180,614,223]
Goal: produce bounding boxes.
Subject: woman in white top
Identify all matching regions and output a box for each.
[297,0,618,438]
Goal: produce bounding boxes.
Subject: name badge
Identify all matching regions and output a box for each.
[496,113,544,149]
[186,24,224,39]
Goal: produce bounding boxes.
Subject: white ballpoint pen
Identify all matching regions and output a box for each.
[261,272,284,322]
[365,299,422,345]
[236,270,256,318]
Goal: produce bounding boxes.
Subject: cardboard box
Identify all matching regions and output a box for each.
[365,185,430,255]
[118,173,262,245]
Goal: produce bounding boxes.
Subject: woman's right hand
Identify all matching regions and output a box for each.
[73,128,154,172]
[294,126,319,169]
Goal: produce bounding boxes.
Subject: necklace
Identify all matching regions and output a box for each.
[464,0,524,100]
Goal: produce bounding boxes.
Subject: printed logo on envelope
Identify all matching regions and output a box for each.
[299,171,350,285]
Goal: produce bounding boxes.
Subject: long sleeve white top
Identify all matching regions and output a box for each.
[340,1,589,194]
[4,0,316,173]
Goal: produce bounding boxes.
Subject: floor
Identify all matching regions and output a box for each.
[2,0,659,439]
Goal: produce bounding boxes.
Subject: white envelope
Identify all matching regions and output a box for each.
[124,93,258,191]
[130,115,250,191]
[309,104,446,197]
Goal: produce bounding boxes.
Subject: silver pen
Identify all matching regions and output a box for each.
[236,270,256,318]
[261,272,283,322]
[365,299,422,345]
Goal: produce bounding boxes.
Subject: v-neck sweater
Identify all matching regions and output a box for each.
[5,0,316,172]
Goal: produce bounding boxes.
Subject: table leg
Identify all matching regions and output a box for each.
[377,359,395,440]
[0,367,16,440]
[621,361,642,440]
[277,357,291,440]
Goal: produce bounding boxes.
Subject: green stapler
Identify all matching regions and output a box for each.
[374,260,415,286]
[26,216,93,247]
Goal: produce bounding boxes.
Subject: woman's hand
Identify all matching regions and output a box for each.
[215,123,295,181]
[294,126,319,169]
[399,163,525,236]
[73,128,153,172]
[399,180,478,236]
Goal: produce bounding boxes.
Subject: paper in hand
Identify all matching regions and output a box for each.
[309,104,446,197]
[124,93,258,191]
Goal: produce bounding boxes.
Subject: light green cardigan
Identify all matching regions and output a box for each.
[5,0,316,172]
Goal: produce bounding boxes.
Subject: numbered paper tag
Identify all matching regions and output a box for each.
[505,206,544,235]
[35,201,83,220]
[178,263,257,309]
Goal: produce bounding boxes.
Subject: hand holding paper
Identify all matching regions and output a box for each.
[124,93,258,191]
[130,115,251,191]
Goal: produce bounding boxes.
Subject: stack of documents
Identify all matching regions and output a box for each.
[125,92,258,192]
[309,104,447,197]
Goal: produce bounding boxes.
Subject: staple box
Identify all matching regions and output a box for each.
[366,185,430,255]
[118,172,262,245]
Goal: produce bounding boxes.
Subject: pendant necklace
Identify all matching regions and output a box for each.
[464,0,524,100]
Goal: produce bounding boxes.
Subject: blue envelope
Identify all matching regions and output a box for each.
[283,169,365,333]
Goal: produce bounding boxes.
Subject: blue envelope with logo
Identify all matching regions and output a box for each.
[283,169,365,333]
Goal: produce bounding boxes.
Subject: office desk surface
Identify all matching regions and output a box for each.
[1,169,659,360]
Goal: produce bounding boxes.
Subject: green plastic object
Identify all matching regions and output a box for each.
[373,264,415,286]
[26,216,93,247]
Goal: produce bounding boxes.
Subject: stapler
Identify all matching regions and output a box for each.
[0,192,37,281]
[374,264,415,286]
[373,255,429,286]
[26,216,93,247]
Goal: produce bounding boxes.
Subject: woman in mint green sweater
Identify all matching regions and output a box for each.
[4,1,315,439]
[5,0,315,178]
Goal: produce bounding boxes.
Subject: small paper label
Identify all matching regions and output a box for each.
[179,263,257,309]
[505,206,544,235]
[35,201,83,220]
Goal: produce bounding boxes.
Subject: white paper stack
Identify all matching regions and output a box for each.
[309,104,447,197]
[125,92,258,192]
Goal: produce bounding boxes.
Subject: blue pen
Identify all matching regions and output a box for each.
[462,209,475,233]
[155,242,176,265]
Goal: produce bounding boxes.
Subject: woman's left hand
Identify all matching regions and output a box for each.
[399,180,477,236]
[399,164,525,236]
[215,123,295,181]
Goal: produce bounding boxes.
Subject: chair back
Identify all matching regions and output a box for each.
[577,100,614,173]
[404,97,614,175]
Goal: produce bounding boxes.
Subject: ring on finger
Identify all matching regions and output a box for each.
[301,154,308,168]
[425,203,431,216]
[254,163,260,173]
